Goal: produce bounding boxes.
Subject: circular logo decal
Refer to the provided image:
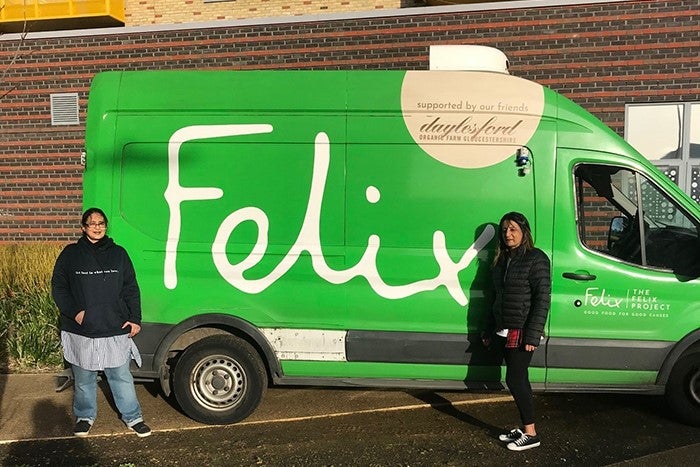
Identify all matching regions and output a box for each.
[401,71,544,169]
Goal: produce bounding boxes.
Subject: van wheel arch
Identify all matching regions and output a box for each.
[665,346,700,427]
[657,332,700,385]
[152,314,281,397]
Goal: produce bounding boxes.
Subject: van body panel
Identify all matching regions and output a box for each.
[84,69,700,424]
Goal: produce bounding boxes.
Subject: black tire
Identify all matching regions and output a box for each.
[173,334,267,425]
[665,350,700,427]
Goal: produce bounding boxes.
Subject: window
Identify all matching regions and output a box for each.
[575,163,700,277]
[626,102,700,203]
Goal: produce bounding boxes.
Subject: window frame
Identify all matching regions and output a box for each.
[625,102,700,203]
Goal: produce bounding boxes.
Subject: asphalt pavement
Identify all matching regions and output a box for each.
[0,373,199,441]
[0,373,698,465]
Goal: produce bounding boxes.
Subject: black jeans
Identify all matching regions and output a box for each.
[504,347,535,426]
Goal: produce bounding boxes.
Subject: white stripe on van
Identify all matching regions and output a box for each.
[261,328,347,361]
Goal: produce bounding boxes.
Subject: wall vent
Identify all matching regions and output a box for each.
[50,93,79,126]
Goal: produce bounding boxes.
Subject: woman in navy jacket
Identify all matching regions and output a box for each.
[52,207,151,437]
[483,211,551,451]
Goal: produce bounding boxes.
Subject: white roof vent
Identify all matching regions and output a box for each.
[429,45,510,74]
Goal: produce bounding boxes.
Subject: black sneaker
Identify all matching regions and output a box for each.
[507,433,540,451]
[498,428,523,443]
[74,420,92,437]
[129,421,152,438]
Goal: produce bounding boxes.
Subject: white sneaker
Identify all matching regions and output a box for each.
[498,428,523,442]
[507,434,541,451]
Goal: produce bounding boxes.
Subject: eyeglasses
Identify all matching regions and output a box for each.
[85,222,106,229]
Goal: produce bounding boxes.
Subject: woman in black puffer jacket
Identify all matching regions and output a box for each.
[483,212,551,452]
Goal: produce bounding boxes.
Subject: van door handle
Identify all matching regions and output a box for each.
[562,272,597,281]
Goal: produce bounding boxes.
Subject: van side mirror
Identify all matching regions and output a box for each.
[607,216,629,251]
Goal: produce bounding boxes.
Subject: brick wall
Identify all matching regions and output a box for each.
[0,0,698,242]
[126,0,415,26]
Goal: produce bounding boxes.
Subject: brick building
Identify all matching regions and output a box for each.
[0,0,698,242]
[125,0,425,26]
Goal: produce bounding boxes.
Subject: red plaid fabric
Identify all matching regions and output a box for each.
[505,329,523,349]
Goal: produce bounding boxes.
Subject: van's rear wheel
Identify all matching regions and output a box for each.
[173,334,266,425]
[665,350,700,427]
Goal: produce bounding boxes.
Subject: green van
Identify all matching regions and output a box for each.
[82,48,700,426]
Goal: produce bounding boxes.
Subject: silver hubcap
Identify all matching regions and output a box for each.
[190,355,246,411]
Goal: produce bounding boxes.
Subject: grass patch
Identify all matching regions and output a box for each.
[0,243,65,373]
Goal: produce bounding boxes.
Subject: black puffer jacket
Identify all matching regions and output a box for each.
[51,235,141,338]
[490,247,551,346]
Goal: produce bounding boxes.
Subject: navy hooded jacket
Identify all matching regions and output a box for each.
[51,235,142,338]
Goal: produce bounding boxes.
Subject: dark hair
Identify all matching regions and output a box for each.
[81,207,108,227]
[493,211,535,266]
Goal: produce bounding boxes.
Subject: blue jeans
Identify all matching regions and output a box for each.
[72,361,143,427]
